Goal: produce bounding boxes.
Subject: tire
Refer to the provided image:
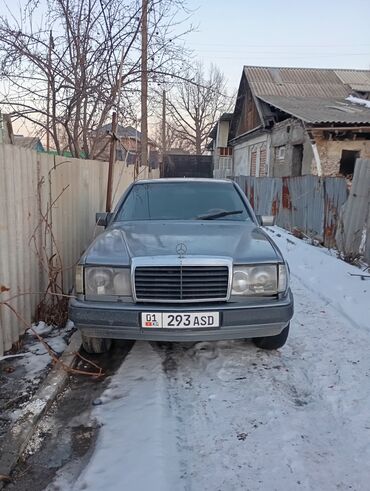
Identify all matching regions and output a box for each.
[253,324,290,350]
[81,334,112,354]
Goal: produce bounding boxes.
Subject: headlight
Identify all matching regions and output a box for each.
[85,267,131,296]
[232,265,278,296]
[278,263,289,293]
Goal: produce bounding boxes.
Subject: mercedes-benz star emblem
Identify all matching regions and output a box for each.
[176,242,187,257]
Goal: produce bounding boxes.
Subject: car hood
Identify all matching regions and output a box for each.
[83,221,281,266]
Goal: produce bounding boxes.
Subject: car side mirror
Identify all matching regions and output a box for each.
[257,215,275,227]
[96,212,112,227]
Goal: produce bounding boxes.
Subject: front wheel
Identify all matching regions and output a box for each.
[253,324,290,350]
[81,334,112,354]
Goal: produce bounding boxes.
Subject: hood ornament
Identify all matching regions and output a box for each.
[176,242,187,257]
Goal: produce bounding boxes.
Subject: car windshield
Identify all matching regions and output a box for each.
[115,181,251,221]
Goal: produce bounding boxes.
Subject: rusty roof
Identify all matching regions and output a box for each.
[244,66,370,98]
[257,95,370,125]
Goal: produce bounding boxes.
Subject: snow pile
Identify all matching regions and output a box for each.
[346,94,370,109]
[2,321,73,423]
[30,321,53,337]
[22,323,68,380]
[268,227,370,332]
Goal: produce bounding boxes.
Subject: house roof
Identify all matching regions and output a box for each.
[208,113,233,140]
[219,112,233,121]
[243,66,370,99]
[257,95,370,125]
[99,124,142,139]
[237,66,370,127]
[334,69,370,93]
[13,135,44,150]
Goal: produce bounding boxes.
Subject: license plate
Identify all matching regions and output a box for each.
[142,312,220,329]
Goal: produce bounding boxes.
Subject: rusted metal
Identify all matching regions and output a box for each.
[281,178,292,210]
[271,196,279,216]
[249,184,255,209]
[233,175,348,246]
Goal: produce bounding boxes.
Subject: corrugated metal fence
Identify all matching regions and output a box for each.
[233,175,348,246]
[0,144,159,355]
[335,159,370,261]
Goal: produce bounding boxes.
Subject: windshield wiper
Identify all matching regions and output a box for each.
[196,210,244,220]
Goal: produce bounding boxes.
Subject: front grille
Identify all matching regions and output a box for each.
[134,265,229,302]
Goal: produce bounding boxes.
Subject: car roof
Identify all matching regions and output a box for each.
[133,178,233,184]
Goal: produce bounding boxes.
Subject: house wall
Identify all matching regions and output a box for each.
[232,133,269,177]
[236,77,261,137]
[270,118,314,177]
[216,120,230,147]
[212,120,233,178]
[314,134,370,176]
[213,155,233,178]
[270,119,370,177]
[93,136,156,162]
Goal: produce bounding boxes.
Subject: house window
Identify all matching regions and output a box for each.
[276,146,285,160]
[339,149,360,177]
[260,148,267,176]
[116,149,124,161]
[292,144,303,177]
[218,147,233,156]
[251,150,257,176]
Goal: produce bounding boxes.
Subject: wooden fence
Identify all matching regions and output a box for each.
[0,144,159,355]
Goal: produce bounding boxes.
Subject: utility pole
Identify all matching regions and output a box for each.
[106,111,118,212]
[161,89,166,177]
[140,0,148,168]
[46,30,53,152]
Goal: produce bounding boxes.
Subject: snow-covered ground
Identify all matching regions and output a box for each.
[0,321,72,424]
[50,228,370,491]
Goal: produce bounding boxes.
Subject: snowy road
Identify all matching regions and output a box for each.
[50,229,370,491]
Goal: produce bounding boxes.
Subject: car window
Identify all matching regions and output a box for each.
[115,182,251,221]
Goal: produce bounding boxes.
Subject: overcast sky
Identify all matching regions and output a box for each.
[182,0,370,91]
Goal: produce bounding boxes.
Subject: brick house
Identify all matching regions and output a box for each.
[91,124,158,167]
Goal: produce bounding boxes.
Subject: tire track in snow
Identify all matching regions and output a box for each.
[50,274,370,491]
[154,277,370,491]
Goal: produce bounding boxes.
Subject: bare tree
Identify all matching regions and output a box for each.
[165,62,231,154]
[151,119,190,154]
[0,0,192,158]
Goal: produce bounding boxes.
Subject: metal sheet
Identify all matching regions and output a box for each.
[257,95,370,124]
[0,144,158,355]
[334,70,370,93]
[335,159,370,256]
[233,175,348,245]
[245,66,351,98]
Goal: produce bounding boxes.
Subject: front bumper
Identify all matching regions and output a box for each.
[69,289,294,342]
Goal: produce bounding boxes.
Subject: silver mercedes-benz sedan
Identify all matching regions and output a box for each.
[69,179,293,353]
